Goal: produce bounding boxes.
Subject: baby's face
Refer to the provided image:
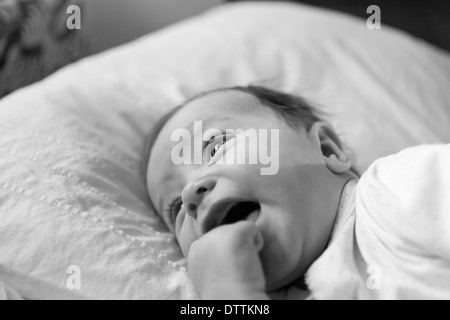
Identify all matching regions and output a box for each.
[147,90,340,290]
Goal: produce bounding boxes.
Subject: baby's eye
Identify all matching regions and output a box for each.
[203,134,231,164]
[165,198,183,228]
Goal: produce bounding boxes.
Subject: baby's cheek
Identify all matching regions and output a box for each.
[216,140,266,176]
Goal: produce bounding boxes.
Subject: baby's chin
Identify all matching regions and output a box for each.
[259,241,307,293]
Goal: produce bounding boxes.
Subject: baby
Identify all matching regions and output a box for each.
[143,85,450,300]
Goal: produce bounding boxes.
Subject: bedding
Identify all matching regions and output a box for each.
[0,1,449,300]
[0,279,22,300]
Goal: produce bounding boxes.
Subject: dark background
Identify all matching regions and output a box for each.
[227,0,450,53]
[1,0,449,99]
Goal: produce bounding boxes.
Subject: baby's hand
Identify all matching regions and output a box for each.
[187,221,269,300]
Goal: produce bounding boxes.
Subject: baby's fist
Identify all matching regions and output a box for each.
[187,221,268,300]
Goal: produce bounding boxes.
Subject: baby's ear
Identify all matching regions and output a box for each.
[308,122,352,174]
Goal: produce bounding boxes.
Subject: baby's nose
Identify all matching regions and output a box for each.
[181,179,215,219]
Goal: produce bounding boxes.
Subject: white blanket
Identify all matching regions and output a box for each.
[308,145,450,299]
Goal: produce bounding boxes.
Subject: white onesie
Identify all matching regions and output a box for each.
[306,144,450,299]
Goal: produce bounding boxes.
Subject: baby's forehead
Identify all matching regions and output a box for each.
[179,90,261,120]
[154,91,262,145]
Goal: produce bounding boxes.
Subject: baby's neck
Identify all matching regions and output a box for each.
[305,171,358,271]
[328,172,358,239]
[294,173,358,293]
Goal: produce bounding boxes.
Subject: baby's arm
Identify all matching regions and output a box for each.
[187,221,269,300]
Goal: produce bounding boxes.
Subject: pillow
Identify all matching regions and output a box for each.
[0,0,90,98]
[0,2,449,299]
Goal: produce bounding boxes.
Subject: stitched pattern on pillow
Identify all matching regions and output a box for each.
[0,182,184,272]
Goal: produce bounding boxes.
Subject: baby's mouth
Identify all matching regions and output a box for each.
[214,201,261,228]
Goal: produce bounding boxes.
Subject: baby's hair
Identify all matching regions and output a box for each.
[141,85,354,188]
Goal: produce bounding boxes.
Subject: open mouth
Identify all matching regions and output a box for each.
[216,201,261,227]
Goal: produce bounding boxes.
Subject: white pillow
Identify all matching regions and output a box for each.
[0,2,449,299]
